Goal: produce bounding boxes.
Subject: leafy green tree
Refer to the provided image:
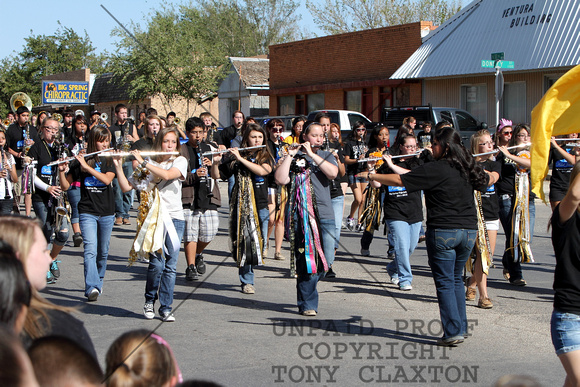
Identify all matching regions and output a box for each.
[0,24,108,117]
[306,0,462,35]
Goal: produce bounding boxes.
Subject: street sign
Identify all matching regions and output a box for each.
[481,60,495,68]
[491,52,505,61]
[481,60,514,69]
[497,61,515,69]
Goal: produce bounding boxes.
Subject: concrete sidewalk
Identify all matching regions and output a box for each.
[43,182,561,386]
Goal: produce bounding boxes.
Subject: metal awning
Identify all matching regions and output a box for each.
[391,0,580,79]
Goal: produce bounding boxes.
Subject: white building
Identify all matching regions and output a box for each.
[218,57,269,127]
[392,0,580,128]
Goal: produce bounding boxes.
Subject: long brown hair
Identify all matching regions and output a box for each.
[241,123,273,166]
[152,126,181,163]
[86,126,112,168]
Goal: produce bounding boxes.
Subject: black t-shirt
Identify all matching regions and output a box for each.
[496,151,535,199]
[344,139,368,175]
[6,123,40,168]
[417,131,433,146]
[550,144,576,201]
[329,141,348,184]
[401,160,486,229]
[219,125,241,149]
[131,137,154,152]
[222,156,269,210]
[552,206,580,314]
[480,159,501,221]
[28,140,58,204]
[69,159,116,216]
[382,157,423,223]
[109,121,135,149]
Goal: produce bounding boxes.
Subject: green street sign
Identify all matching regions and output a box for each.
[481,60,495,68]
[491,52,505,61]
[498,61,515,69]
[481,60,514,69]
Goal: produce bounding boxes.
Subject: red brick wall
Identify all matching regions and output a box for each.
[270,22,428,90]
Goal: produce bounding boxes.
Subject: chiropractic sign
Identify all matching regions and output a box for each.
[42,81,89,105]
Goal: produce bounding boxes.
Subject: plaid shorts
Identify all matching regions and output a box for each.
[183,208,219,243]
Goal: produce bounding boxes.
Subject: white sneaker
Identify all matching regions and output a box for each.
[242,284,255,294]
[346,217,356,231]
[399,283,413,291]
[389,275,400,285]
[87,288,99,302]
[143,303,155,320]
[161,311,176,322]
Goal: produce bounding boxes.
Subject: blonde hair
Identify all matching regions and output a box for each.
[152,126,181,163]
[105,330,180,387]
[0,215,74,339]
[470,129,492,155]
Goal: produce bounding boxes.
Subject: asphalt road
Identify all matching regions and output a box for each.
[43,182,562,386]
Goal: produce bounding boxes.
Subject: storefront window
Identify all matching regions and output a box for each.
[503,82,526,123]
[279,95,295,115]
[307,93,324,112]
[346,90,362,112]
[461,84,487,121]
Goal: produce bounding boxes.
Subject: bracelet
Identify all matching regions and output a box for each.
[141,160,148,169]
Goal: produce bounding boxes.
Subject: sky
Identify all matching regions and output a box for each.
[0,0,322,60]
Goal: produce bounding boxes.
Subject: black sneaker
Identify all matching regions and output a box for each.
[73,232,83,247]
[196,254,206,275]
[326,267,336,279]
[185,264,199,281]
[50,260,61,279]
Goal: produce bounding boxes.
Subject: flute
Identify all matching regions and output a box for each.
[46,148,114,167]
[201,145,266,157]
[554,138,580,142]
[473,143,531,157]
[99,151,180,157]
[357,152,421,163]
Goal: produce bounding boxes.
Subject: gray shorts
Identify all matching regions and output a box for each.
[183,208,219,243]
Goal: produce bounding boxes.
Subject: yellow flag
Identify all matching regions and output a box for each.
[531,64,580,201]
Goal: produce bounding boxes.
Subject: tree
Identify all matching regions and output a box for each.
[108,0,303,116]
[0,24,108,117]
[306,0,462,35]
[109,6,229,116]
[182,0,303,57]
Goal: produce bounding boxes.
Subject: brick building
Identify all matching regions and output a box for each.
[267,22,435,122]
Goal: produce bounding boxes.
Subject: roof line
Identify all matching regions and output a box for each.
[397,1,482,79]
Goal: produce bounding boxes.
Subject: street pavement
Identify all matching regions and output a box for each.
[43,182,561,386]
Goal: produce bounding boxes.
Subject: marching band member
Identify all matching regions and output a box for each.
[221,123,273,295]
[275,122,338,316]
[0,129,18,214]
[124,127,187,321]
[497,123,534,286]
[28,118,70,284]
[59,126,127,302]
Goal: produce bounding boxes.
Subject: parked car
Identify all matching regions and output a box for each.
[306,110,377,140]
[383,105,487,148]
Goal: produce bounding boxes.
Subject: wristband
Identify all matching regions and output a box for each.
[141,160,148,169]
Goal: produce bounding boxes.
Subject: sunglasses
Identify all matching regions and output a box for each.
[271,127,283,133]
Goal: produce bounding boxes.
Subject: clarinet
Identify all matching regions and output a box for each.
[322,131,330,152]
[1,147,10,197]
[200,148,213,198]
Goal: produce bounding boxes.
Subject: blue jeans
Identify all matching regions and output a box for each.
[499,195,535,281]
[113,161,134,219]
[67,185,81,224]
[32,200,70,246]
[552,310,580,355]
[296,218,335,313]
[331,195,344,250]
[385,220,422,286]
[145,218,185,314]
[80,213,115,296]
[239,207,269,286]
[426,228,477,340]
[227,175,235,203]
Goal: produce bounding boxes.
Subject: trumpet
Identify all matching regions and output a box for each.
[75,109,85,117]
[46,148,115,167]
[53,113,63,123]
[174,117,181,124]
[201,145,266,158]
[2,119,10,127]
